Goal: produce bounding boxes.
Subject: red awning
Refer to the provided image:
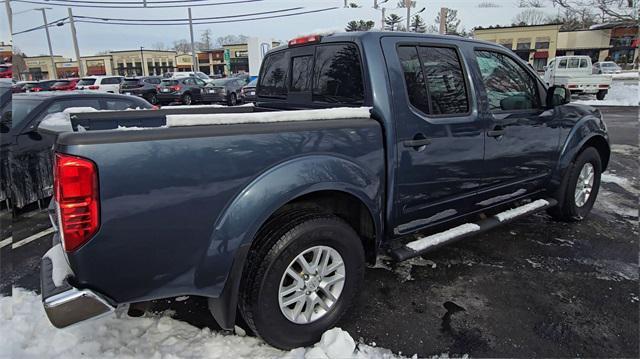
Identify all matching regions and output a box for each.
[533,51,548,59]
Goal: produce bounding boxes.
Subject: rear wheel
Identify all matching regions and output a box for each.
[228,93,237,106]
[145,93,158,105]
[238,210,365,349]
[596,90,607,100]
[182,93,192,105]
[548,147,602,222]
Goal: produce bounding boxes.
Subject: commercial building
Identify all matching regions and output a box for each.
[474,22,639,70]
[474,24,562,71]
[0,42,11,63]
[110,50,176,76]
[223,43,249,74]
[23,55,72,80]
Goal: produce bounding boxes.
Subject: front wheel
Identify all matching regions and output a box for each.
[548,147,602,222]
[596,90,607,100]
[238,210,365,349]
[146,93,158,105]
[181,93,192,105]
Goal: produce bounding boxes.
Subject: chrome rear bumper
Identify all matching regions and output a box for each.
[41,243,115,328]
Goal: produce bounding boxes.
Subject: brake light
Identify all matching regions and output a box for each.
[170,85,181,91]
[598,84,609,88]
[567,84,577,89]
[151,105,160,110]
[32,87,42,92]
[54,153,100,252]
[88,85,99,90]
[288,34,321,46]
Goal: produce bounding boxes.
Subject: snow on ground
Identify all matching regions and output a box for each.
[573,82,639,106]
[612,72,639,80]
[0,289,403,359]
[601,172,639,195]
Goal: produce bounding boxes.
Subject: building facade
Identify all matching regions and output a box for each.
[556,29,612,62]
[23,55,71,80]
[0,43,11,63]
[223,43,249,74]
[110,50,176,76]
[474,24,562,71]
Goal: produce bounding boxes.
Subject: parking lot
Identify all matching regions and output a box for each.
[1,106,637,357]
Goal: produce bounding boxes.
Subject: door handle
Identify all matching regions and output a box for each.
[403,137,431,148]
[487,126,505,138]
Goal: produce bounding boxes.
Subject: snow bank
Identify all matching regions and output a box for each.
[573,82,639,107]
[166,107,372,127]
[406,223,481,252]
[494,199,549,222]
[0,289,402,359]
[611,72,639,80]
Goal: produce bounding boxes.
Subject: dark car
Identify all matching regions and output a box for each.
[240,78,258,103]
[49,78,79,91]
[40,32,610,350]
[11,81,39,93]
[120,76,163,105]
[157,77,207,106]
[26,80,58,92]
[1,92,153,209]
[231,73,251,85]
[202,78,244,105]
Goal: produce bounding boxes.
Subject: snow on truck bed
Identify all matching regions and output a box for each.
[39,107,373,133]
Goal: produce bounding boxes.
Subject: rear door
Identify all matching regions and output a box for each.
[471,48,559,207]
[382,37,485,236]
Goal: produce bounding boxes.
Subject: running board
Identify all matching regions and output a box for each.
[389,198,557,261]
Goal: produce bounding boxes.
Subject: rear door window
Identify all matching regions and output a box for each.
[417,46,468,114]
[398,46,429,114]
[258,51,288,97]
[312,44,363,104]
[290,55,313,92]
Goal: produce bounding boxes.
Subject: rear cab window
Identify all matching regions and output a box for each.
[257,41,365,105]
[77,78,96,86]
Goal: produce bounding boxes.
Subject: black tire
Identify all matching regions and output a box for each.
[145,93,158,105]
[238,210,365,350]
[596,90,607,100]
[181,93,192,105]
[548,147,602,222]
[228,93,237,106]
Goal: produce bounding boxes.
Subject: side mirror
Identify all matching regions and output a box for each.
[546,85,571,107]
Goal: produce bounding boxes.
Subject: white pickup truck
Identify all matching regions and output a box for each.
[543,55,612,100]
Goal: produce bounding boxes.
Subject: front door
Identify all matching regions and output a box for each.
[382,38,485,236]
[471,49,559,208]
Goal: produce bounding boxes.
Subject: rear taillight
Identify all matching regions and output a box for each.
[88,85,99,90]
[54,153,100,252]
[171,85,181,91]
[598,84,609,88]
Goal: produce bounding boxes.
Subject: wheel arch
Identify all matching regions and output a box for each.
[199,154,384,329]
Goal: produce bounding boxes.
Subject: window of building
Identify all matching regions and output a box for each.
[499,39,513,49]
[474,50,540,112]
[534,37,550,49]
[397,46,469,115]
[312,44,364,104]
[290,55,312,92]
[516,39,531,50]
[258,51,288,97]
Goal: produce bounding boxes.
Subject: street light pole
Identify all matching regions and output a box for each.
[68,8,84,77]
[188,8,198,72]
[404,0,412,32]
[38,8,57,79]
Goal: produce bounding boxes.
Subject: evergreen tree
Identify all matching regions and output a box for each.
[410,14,426,33]
[384,14,404,31]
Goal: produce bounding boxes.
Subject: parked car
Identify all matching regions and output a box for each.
[543,56,611,100]
[0,64,11,79]
[232,73,251,85]
[202,77,244,105]
[11,81,39,93]
[1,92,152,209]
[24,80,58,92]
[49,78,79,91]
[39,32,610,350]
[76,76,124,93]
[240,78,258,103]
[157,77,207,105]
[171,71,214,84]
[592,61,622,74]
[0,80,11,205]
[119,76,163,105]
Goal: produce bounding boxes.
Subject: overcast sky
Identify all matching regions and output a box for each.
[2,0,569,59]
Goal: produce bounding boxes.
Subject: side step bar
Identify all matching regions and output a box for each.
[390,198,557,261]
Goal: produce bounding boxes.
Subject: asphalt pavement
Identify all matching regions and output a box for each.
[1,106,637,357]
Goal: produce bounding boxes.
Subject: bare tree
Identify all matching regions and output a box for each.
[546,8,599,29]
[11,46,28,80]
[150,42,167,51]
[550,0,633,21]
[512,9,549,25]
[478,1,502,7]
[172,39,191,53]
[518,0,546,7]
[214,35,249,47]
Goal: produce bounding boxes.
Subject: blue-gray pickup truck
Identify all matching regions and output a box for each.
[40,32,609,349]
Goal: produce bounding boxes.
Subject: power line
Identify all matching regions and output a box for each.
[12,0,265,9]
[12,17,70,35]
[73,7,304,22]
[19,0,240,4]
[72,7,340,26]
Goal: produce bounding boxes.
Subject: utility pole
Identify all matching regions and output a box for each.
[381,7,386,30]
[439,7,448,34]
[4,0,12,41]
[140,47,145,76]
[404,0,412,32]
[188,7,198,72]
[68,8,84,77]
[39,8,57,79]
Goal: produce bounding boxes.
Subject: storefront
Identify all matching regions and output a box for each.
[474,24,561,66]
[56,62,80,78]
